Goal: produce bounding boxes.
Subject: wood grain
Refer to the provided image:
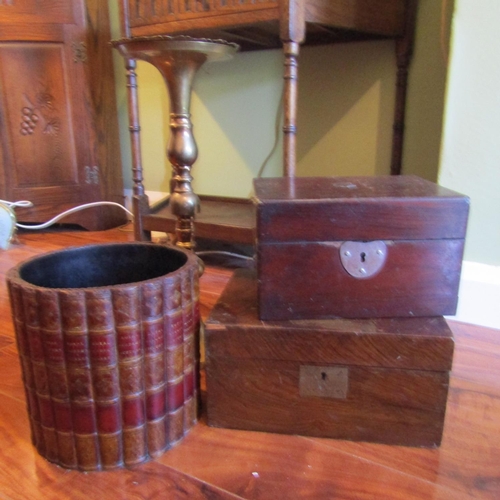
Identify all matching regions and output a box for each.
[254,175,469,320]
[258,239,464,319]
[145,196,256,245]
[205,269,453,446]
[304,0,406,36]
[0,0,73,25]
[0,228,498,499]
[0,0,126,231]
[254,175,470,242]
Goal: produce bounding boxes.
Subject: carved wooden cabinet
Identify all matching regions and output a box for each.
[0,0,127,230]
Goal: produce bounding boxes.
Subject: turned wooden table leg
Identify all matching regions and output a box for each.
[280,0,305,178]
[125,58,151,241]
[391,0,418,175]
[283,41,300,178]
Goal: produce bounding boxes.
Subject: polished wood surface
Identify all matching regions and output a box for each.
[145,195,256,245]
[255,176,469,320]
[0,228,499,499]
[206,270,454,446]
[0,0,126,230]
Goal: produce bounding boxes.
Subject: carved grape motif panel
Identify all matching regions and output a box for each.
[19,85,61,137]
[0,42,78,186]
[20,107,38,135]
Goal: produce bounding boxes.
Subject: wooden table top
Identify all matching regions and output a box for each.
[0,227,498,499]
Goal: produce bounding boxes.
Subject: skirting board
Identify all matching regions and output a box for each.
[123,189,169,211]
[446,261,500,330]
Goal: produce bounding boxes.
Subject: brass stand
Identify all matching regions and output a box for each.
[113,36,238,249]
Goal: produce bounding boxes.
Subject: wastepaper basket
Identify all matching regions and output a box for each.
[7,242,200,470]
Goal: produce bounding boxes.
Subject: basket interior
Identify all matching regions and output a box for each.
[19,243,188,289]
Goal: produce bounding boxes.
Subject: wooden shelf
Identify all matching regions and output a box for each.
[124,0,408,50]
[143,195,256,245]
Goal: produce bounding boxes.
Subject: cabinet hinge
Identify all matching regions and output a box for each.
[84,166,99,185]
[72,42,87,63]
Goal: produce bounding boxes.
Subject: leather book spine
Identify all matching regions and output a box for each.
[59,290,100,471]
[141,281,168,457]
[182,267,198,431]
[164,273,185,445]
[86,289,123,469]
[193,266,201,411]
[7,244,201,470]
[38,289,76,469]
[113,285,147,466]
[8,283,45,458]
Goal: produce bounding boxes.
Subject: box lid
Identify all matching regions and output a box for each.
[205,269,455,371]
[253,175,469,242]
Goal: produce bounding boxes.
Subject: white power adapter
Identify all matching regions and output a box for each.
[0,202,16,250]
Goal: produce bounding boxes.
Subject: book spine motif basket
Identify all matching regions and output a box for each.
[7,243,200,471]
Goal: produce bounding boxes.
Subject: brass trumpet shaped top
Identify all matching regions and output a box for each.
[111,34,239,62]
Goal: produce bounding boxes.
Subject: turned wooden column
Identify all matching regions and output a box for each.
[118,2,151,241]
[391,0,418,175]
[125,58,151,241]
[280,0,305,178]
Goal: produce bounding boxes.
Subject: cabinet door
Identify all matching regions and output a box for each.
[0,0,126,229]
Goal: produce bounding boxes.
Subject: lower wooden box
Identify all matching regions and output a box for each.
[205,270,454,447]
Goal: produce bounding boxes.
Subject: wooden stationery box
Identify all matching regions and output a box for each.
[254,175,470,320]
[205,270,454,447]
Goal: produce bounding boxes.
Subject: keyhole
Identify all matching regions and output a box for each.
[321,372,327,381]
[360,252,366,263]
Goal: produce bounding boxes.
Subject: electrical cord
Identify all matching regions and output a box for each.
[0,200,133,230]
[0,199,34,209]
[256,83,285,178]
[2,199,252,263]
[196,250,254,261]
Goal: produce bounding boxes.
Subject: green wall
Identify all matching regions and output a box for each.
[402,0,453,181]
[439,0,500,266]
[133,50,285,198]
[296,41,396,178]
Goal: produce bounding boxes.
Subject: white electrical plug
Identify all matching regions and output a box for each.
[0,202,17,250]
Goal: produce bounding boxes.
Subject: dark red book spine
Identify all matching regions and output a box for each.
[182,266,198,430]
[60,290,100,471]
[164,273,185,444]
[38,288,76,469]
[7,283,45,457]
[112,285,147,466]
[141,280,168,456]
[86,288,123,469]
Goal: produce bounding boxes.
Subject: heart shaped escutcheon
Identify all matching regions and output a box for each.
[340,240,388,279]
